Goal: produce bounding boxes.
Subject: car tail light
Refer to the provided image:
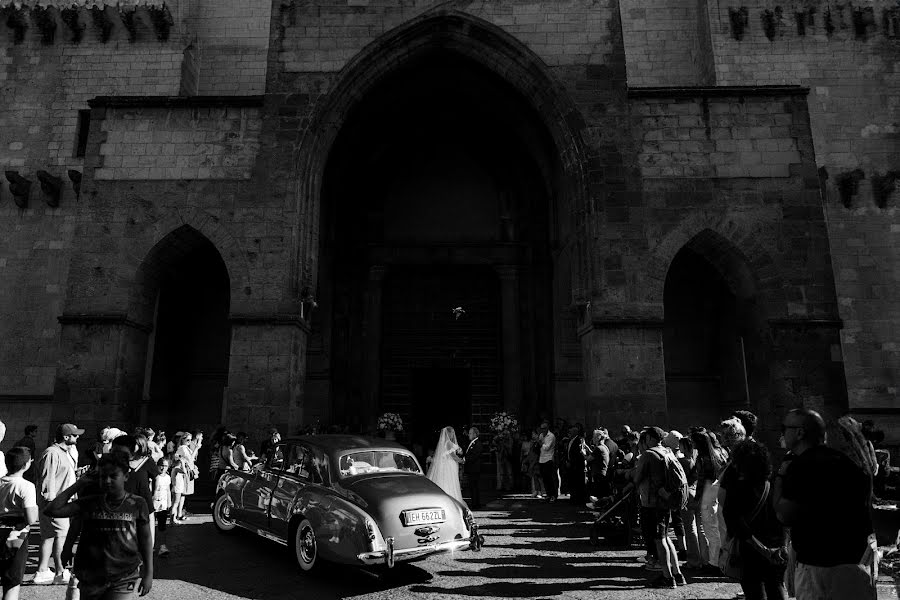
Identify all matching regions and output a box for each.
[365,519,377,542]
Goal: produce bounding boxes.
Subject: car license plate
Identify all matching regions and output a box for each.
[402,508,445,526]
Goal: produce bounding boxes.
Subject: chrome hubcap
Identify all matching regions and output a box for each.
[218,499,233,524]
[299,527,315,563]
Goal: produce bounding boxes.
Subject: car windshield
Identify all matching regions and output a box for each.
[338,451,422,478]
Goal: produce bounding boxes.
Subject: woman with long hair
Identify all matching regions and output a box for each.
[679,434,709,571]
[696,429,729,570]
[722,440,787,600]
[427,427,465,505]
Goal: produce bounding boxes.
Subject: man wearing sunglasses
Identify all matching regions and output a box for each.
[774,408,875,599]
[34,423,84,585]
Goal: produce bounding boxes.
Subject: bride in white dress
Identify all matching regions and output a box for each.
[427,426,466,505]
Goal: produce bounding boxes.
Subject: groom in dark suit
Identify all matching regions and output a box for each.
[464,426,484,509]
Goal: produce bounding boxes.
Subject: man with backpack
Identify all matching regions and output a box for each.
[633,426,688,589]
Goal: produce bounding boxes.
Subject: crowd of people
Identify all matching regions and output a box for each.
[507,409,880,599]
[0,411,884,599]
[0,421,266,600]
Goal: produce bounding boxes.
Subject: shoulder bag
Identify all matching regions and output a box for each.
[718,481,770,580]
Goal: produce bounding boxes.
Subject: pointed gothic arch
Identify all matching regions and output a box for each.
[293,8,596,300]
[662,227,775,430]
[130,225,232,435]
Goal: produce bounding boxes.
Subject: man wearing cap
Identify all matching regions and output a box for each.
[33,423,83,585]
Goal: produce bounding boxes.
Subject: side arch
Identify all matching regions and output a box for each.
[646,211,786,318]
[126,211,250,326]
[293,7,596,302]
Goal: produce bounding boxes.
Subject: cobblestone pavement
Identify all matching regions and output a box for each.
[18,493,899,600]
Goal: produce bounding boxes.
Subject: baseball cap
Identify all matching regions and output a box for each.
[58,423,85,436]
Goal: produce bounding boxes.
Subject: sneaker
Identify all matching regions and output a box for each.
[32,570,55,585]
[158,545,169,557]
[648,574,677,589]
[588,495,599,503]
[674,573,687,586]
[54,568,71,584]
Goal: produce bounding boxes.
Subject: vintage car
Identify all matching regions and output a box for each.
[213,434,483,571]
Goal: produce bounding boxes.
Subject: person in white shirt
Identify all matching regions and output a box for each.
[0,447,38,600]
[538,421,558,502]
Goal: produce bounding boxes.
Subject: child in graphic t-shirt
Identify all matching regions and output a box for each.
[44,451,152,599]
[153,457,172,557]
[0,447,38,600]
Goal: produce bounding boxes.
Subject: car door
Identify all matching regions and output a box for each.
[269,443,326,539]
[239,442,285,531]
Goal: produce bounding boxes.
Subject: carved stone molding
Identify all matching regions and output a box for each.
[58,312,153,334]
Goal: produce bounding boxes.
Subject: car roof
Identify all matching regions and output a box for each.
[282,434,412,454]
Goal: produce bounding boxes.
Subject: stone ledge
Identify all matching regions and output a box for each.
[577,318,665,338]
[229,313,311,334]
[88,95,265,109]
[57,312,152,333]
[628,85,810,99]
[0,395,54,403]
[768,318,844,329]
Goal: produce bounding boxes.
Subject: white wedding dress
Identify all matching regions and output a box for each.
[427,426,465,505]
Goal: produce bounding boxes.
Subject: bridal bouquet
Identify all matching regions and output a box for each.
[377,412,404,433]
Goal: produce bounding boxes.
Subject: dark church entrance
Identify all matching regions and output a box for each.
[141,228,231,437]
[663,231,768,431]
[307,48,574,436]
[383,266,500,449]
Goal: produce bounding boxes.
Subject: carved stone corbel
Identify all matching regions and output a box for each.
[3,6,28,44]
[5,171,32,209]
[36,170,63,208]
[147,5,173,42]
[61,8,85,44]
[32,6,57,45]
[90,6,113,43]
[68,170,82,200]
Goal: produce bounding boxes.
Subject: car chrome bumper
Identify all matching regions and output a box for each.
[357,537,473,566]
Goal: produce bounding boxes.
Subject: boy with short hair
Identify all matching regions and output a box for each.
[0,447,38,600]
[45,451,153,599]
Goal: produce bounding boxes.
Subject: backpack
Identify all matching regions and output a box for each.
[649,448,689,510]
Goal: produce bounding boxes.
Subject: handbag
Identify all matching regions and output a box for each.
[718,481,770,580]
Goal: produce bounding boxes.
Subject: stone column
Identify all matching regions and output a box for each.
[496,266,523,413]
[768,319,848,421]
[577,303,667,429]
[225,314,309,440]
[52,313,152,435]
[363,266,387,429]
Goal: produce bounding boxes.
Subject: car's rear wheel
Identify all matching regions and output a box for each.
[212,494,237,533]
[293,518,319,572]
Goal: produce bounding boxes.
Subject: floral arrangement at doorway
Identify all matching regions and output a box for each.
[377,412,404,433]
[489,412,518,441]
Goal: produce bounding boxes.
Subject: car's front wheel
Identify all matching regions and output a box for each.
[293,518,319,572]
[212,494,237,533]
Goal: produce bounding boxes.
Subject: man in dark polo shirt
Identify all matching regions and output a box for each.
[774,408,875,600]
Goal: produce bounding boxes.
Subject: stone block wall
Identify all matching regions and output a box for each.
[619,0,715,86]
[192,0,270,94]
[0,5,187,405]
[704,0,900,425]
[94,105,262,181]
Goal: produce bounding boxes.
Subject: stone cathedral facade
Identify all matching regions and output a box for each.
[0,0,898,450]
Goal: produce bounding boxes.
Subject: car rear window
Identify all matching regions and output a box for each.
[338,451,422,478]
